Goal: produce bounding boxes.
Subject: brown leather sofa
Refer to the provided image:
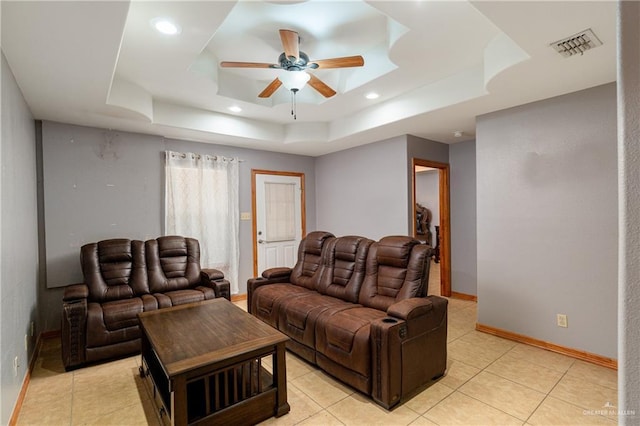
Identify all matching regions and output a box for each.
[61,236,230,370]
[248,231,447,409]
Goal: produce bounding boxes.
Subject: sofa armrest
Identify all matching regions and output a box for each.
[200,270,231,301]
[246,270,292,315]
[371,296,448,409]
[62,296,88,370]
[63,283,89,302]
[262,267,292,280]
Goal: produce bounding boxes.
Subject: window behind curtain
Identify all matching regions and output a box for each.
[265,182,296,242]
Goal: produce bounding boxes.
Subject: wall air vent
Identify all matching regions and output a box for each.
[550,28,602,58]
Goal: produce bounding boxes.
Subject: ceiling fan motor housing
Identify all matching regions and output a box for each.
[277,51,318,71]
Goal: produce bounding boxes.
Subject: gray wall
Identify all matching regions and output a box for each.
[315,136,409,239]
[1,53,38,425]
[617,2,640,420]
[39,121,316,328]
[449,140,477,296]
[476,83,617,358]
[415,170,439,242]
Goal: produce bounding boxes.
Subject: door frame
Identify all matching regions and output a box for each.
[251,169,306,276]
[411,158,451,297]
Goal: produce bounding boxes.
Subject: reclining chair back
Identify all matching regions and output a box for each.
[317,236,373,303]
[146,236,202,293]
[358,236,431,311]
[289,231,335,290]
[81,239,148,303]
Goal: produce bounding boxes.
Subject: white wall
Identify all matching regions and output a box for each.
[315,136,409,239]
[476,83,617,358]
[449,140,477,296]
[617,1,640,421]
[415,169,439,244]
[1,53,38,425]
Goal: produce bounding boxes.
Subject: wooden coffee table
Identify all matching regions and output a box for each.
[138,298,290,426]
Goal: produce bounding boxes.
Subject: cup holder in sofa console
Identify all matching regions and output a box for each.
[382,318,398,323]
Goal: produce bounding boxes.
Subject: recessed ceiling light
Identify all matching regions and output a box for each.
[228,106,242,113]
[365,92,379,100]
[453,131,463,138]
[151,18,181,35]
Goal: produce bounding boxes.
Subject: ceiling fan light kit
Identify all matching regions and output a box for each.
[220,28,365,120]
[279,70,310,91]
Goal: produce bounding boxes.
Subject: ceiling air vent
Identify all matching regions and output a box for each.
[550,28,602,58]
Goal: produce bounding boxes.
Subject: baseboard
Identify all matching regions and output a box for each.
[231,293,247,302]
[450,291,477,302]
[8,331,50,425]
[476,323,617,370]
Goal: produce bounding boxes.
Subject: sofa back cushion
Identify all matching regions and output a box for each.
[81,239,148,303]
[290,231,334,290]
[317,236,373,302]
[146,236,202,293]
[358,236,431,311]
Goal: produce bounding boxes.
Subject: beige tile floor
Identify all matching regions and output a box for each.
[17,261,618,425]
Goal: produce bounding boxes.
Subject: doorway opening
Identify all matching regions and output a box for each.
[411,158,451,297]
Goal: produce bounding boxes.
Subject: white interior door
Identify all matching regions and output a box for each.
[254,172,304,274]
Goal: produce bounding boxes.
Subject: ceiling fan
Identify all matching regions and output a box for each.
[220,29,365,99]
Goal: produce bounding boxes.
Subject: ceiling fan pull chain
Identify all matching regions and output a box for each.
[291,88,298,120]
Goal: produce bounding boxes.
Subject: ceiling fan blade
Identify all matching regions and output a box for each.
[220,61,277,68]
[258,78,282,98]
[308,74,336,98]
[279,29,300,60]
[311,56,364,69]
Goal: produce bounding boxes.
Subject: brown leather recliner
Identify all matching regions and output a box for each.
[248,232,447,409]
[62,236,230,370]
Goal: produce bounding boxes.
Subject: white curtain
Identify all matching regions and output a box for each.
[165,151,239,294]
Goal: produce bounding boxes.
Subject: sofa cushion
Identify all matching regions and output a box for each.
[315,306,387,377]
[277,293,353,349]
[317,236,372,303]
[81,239,149,302]
[102,298,144,331]
[251,283,315,327]
[154,288,214,309]
[289,231,334,290]
[358,236,430,311]
[146,236,202,293]
[86,302,142,348]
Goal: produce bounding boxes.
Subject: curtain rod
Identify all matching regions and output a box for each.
[166,151,245,162]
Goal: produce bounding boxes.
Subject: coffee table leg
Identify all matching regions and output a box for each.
[173,376,187,426]
[274,342,290,417]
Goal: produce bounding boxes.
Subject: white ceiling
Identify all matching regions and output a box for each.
[1,1,616,156]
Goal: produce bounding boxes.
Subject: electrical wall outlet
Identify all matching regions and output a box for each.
[557,314,568,328]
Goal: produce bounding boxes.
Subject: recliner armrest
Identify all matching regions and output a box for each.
[62,296,88,370]
[63,283,89,301]
[200,271,231,301]
[202,268,225,281]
